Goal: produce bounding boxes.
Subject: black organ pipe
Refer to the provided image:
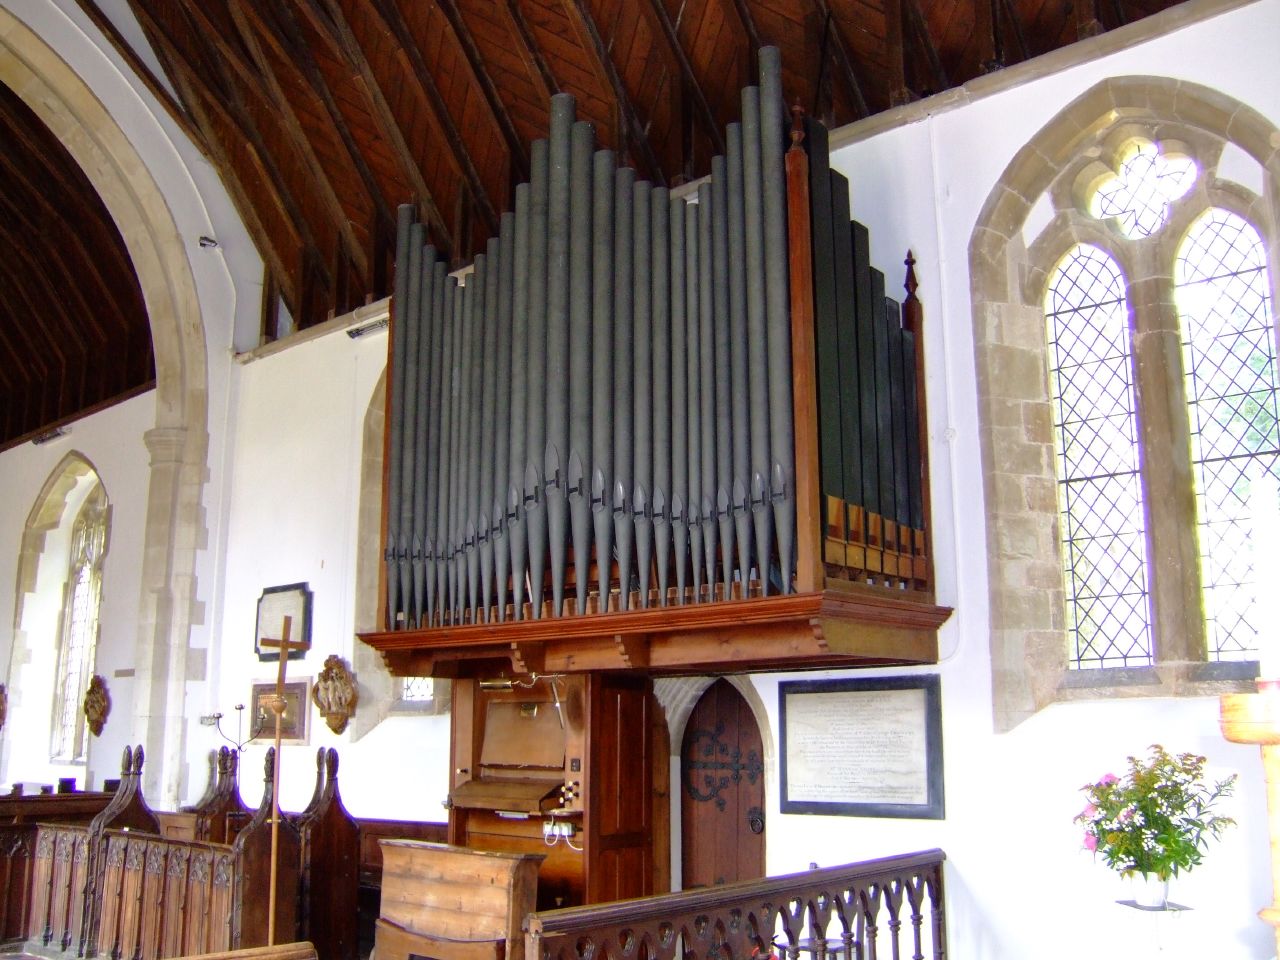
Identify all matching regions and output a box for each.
[725,125,753,595]
[591,151,616,611]
[870,267,893,539]
[886,297,911,533]
[652,187,672,606]
[479,238,501,622]
[386,204,413,626]
[411,241,437,626]
[830,174,862,547]
[697,181,718,597]
[525,139,550,618]
[760,46,795,593]
[851,221,878,532]
[508,184,532,620]
[426,259,448,625]
[669,193,688,606]
[612,167,636,611]
[742,86,773,596]
[632,179,653,609]
[493,213,515,621]
[568,120,594,617]
[683,200,700,605]
[545,95,573,618]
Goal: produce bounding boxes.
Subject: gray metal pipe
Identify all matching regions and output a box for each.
[710,158,734,600]
[446,277,464,623]
[568,120,595,617]
[669,193,689,606]
[479,238,501,622]
[493,211,515,621]
[742,85,774,597]
[411,242,437,627]
[427,259,448,625]
[463,260,483,621]
[525,139,550,619]
[725,126,753,596]
[508,183,532,620]
[399,224,425,624]
[612,166,636,611]
[545,95,574,618]
[685,199,702,603]
[591,150,616,611]
[697,181,718,597]
[759,46,795,594]
[632,179,653,609]
[651,186,671,607]
[386,204,414,627]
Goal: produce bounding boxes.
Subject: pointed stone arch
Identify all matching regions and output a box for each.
[0,9,210,802]
[5,452,106,782]
[968,76,1280,731]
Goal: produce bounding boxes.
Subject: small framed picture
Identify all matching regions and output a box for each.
[255,583,312,661]
[248,679,310,744]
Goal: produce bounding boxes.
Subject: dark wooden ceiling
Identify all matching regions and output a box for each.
[1,0,1182,450]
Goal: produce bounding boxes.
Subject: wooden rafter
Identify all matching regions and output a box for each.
[885,0,912,103]
[436,0,530,181]
[265,2,396,238]
[500,0,559,104]
[729,0,763,55]
[127,0,301,310]
[295,0,452,250]
[367,0,499,233]
[171,2,335,305]
[557,0,665,183]
[997,0,1031,62]
[809,1,869,118]
[72,0,207,153]
[904,0,948,93]
[642,0,726,154]
[226,0,371,288]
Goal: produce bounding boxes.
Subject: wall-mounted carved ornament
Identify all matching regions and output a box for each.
[84,674,110,737]
[312,656,357,735]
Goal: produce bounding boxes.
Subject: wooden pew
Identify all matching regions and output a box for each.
[297,749,358,960]
[24,746,301,960]
[373,841,542,960]
[175,943,317,960]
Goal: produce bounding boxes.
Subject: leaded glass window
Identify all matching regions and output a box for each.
[1046,245,1152,667]
[51,493,107,761]
[1088,139,1196,240]
[401,676,434,702]
[1176,208,1278,662]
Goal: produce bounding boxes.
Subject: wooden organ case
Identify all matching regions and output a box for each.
[448,674,658,909]
[361,46,952,908]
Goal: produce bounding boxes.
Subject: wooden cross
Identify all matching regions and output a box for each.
[255,615,307,945]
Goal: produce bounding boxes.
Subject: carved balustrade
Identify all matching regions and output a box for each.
[525,850,946,960]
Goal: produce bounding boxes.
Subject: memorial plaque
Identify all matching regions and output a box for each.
[779,675,944,819]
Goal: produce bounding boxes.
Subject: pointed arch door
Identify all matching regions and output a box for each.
[680,679,765,888]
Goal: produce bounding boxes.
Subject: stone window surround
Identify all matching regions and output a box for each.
[969,76,1280,732]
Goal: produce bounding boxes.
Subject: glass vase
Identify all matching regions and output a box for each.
[1132,874,1169,909]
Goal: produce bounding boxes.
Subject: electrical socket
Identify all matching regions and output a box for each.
[542,820,576,839]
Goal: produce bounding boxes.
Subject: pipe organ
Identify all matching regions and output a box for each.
[366,48,950,678]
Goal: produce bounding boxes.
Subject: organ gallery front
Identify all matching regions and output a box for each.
[360,47,952,909]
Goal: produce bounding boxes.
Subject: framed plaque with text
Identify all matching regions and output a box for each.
[779,675,944,819]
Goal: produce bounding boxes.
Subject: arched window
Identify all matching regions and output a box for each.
[1176,209,1279,662]
[51,490,108,761]
[1045,246,1151,667]
[969,77,1280,725]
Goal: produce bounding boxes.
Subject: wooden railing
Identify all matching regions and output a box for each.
[525,850,946,960]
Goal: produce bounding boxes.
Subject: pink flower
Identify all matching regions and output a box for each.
[1079,803,1098,819]
[1098,773,1119,786]
[1084,833,1097,852]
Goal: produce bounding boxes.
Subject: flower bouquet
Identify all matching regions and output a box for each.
[1075,745,1237,885]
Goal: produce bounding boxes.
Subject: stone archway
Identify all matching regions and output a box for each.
[968,76,1280,731]
[0,9,210,803]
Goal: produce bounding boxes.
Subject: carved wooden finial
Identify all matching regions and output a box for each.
[790,101,806,147]
[325,746,339,780]
[904,249,919,304]
[263,746,276,783]
[120,745,133,777]
[132,745,145,776]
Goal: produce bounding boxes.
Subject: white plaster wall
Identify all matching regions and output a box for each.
[0,391,154,790]
[214,327,452,819]
[748,2,1279,957]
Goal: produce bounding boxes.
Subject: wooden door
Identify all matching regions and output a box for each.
[680,680,765,888]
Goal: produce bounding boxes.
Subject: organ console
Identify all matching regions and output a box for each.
[361,46,951,679]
